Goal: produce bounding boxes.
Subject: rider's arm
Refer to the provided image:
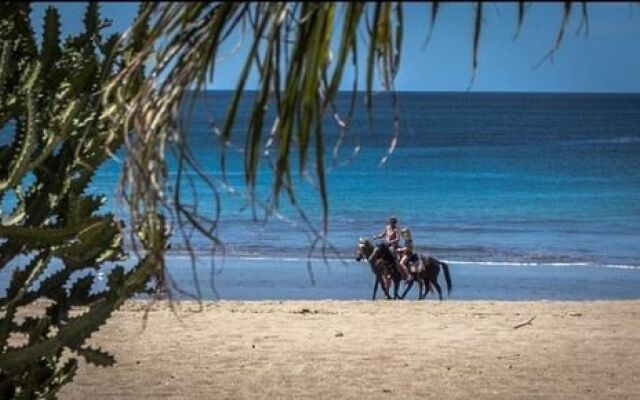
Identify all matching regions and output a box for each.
[375,226,387,239]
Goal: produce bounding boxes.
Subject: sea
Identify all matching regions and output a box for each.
[3,91,640,300]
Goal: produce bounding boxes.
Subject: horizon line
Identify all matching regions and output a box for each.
[194,89,640,95]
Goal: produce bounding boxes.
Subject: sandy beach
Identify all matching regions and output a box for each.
[58,300,640,399]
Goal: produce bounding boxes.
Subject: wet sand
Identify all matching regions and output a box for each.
[60,300,640,399]
[161,256,640,301]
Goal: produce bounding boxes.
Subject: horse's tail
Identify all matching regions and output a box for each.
[440,261,452,295]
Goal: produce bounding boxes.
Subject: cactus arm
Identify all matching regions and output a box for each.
[1,251,50,309]
[38,358,78,399]
[74,346,115,367]
[0,219,109,246]
[0,251,161,370]
[0,252,50,347]
[83,2,99,39]
[0,82,38,191]
[40,7,61,75]
[26,98,84,173]
[0,41,10,93]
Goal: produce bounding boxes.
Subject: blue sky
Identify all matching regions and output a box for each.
[31,2,640,93]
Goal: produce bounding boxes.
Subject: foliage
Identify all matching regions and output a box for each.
[0,3,159,398]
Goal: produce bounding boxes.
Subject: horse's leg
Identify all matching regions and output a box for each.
[420,282,427,299]
[380,274,392,300]
[419,258,431,300]
[423,280,435,300]
[392,278,397,299]
[432,279,443,301]
[417,272,426,299]
[400,277,414,299]
[394,277,401,299]
[372,276,379,301]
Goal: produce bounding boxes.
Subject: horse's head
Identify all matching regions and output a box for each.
[373,241,395,264]
[355,238,374,262]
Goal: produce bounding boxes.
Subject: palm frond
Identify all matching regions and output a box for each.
[105,1,587,274]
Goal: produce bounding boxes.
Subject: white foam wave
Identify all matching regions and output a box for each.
[564,136,640,145]
[166,254,317,263]
[164,254,640,271]
[444,260,640,270]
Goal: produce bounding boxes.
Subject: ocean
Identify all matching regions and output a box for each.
[4,91,640,300]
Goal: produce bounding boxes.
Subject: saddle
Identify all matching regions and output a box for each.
[407,253,424,274]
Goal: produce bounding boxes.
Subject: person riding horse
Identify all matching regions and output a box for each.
[356,237,453,300]
[398,227,420,281]
[374,216,411,280]
[356,238,402,299]
[374,216,400,251]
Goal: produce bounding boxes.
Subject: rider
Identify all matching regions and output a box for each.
[374,216,410,280]
[375,216,400,252]
[398,227,418,281]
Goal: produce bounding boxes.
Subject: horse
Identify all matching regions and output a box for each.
[400,254,452,300]
[355,238,404,300]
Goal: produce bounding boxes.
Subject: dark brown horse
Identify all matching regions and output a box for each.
[400,254,452,300]
[355,238,403,300]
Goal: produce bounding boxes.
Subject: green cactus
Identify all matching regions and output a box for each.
[0,3,158,398]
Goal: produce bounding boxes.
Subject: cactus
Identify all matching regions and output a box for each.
[0,3,158,398]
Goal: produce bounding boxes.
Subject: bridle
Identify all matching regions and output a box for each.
[357,239,374,261]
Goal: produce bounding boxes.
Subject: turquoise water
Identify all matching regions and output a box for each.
[160,92,640,300]
[91,91,640,268]
[4,91,639,300]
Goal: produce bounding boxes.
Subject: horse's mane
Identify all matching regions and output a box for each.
[374,242,395,264]
[359,239,395,265]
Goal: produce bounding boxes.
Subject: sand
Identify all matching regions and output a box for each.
[57,300,640,399]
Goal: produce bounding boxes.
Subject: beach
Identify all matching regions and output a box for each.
[59,299,640,399]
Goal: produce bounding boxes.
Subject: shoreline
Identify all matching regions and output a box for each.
[159,257,640,301]
[162,251,640,269]
[60,299,640,399]
[125,297,640,304]
[155,250,640,269]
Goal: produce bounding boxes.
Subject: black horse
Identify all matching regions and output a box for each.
[400,254,452,300]
[355,238,403,300]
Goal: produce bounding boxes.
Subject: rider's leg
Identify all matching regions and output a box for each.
[400,255,411,281]
[381,274,391,292]
[395,248,405,275]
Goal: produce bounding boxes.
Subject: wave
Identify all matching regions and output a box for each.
[445,260,640,270]
[562,136,640,146]
[163,253,640,271]
[166,254,320,263]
